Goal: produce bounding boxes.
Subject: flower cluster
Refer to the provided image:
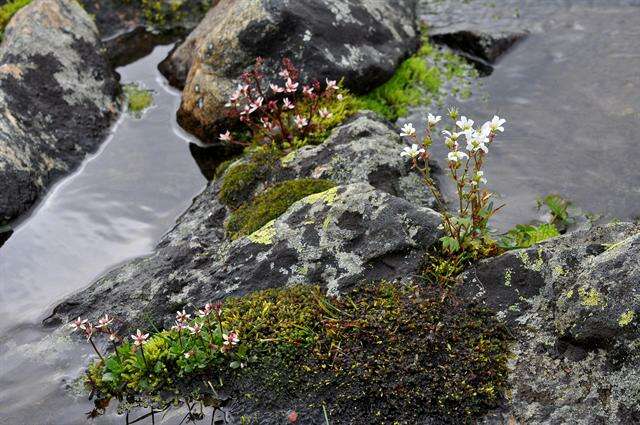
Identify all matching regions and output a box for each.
[400,109,506,256]
[219,57,341,149]
[70,315,123,361]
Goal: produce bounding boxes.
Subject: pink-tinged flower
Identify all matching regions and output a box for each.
[108,332,120,342]
[285,78,299,93]
[176,310,191,323]
[84,323,96,341]
[270,83,285,93]
[279,69,290,78]
[294,115,308,129]
[261,116,273,129]
[240,104,253,116]
[131,329,149,346]
[319,108,332,119]
[288,410,299,423]
[188,323,203,336]
[239,84,250,95]
[219,131,232,142]
[213,301,223,316]
[302,85,314,96]
[171,320,187,331]
[69,317,88,332]
[223,331,240,346]
[282,98,295,110]
[325,79,338,91]
[249,96,264,114]
[197,303,213,318]
[96,314,114,329]
[184,350,195,359]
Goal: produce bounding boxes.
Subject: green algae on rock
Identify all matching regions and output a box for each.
[123,83,153,117]
[226,178,336,240]
[85,282,511,423]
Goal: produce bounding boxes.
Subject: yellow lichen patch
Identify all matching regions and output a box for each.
[280,150,297,166]
[247,220,276,245]
[302,186,339,205]
[619,310,635,327]
[578,286,604,307]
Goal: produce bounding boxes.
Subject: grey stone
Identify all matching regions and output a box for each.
[0,0,119,223]
[47,114,442,330]
[461,222,640,424]
[160,0,419,142]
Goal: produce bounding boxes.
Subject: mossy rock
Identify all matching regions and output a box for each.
[86,282,511,423]
[123,83,153,116]
[218,148,279,209]
[0,0,32,41]
[225,178,336,240]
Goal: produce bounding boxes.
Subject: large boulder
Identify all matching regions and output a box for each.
[0,0,119,223]
[47,114,441,329]
[460,222,640,424]
[160,0,419,142]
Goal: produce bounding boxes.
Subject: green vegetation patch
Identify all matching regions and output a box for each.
[123,83,154,116]
[226,178,336,240]
[218,147,279,209]
[499,223,560,249]
[86,282,511,423]
[120,0,212,28]
[0,0,31,41]
[357,33,478,121]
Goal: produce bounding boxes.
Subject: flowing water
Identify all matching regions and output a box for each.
[0,44,207,424]
[411,0,640,232]
[1,1,640,423]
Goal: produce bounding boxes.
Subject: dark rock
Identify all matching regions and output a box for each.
[0,0,119,223]
[47,114,441,330]
[462,222,640,423]
[161,0,419,143]
[0,224,11,248]
[431,30,526,64]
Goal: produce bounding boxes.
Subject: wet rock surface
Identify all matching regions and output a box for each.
[461,222,640,423]
[0,0,119,223]
[48,114,441,329]
[162,0,419,142]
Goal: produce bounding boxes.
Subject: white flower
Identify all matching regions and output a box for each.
[282,98,295,110]
[400,144,425,159]
[337,94,344,101]
[188,323,203,336]
[294,115,308,129]
[270,83,284,93]
[466,130,490,153]
[456,116,474,131]
[325,79,338,91]
[302,85,314,96]
[279,69,290,78]
[96,314,114,329]
[219,131,232,142]
[399,123,416,137]
[285,78,299,93]
[319,108,332,119]
[473,170,488,185]
[427,113,442,126]
[175,310,191,323]
[131,329,149,346]
[485,115,506,133]
[447,151,469,163]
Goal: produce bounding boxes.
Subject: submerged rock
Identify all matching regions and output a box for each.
[161,0,419,143]
[461,222,640,423]
[48,113,441,328]
[0,0,119,223]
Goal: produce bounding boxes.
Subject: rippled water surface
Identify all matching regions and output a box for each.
[0,45,206,424]
[412,0,640,231]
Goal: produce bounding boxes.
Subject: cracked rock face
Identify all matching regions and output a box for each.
[47,114,441,330]
[0,0,119,223]
[461,222,640,424]
[161,0,419,143]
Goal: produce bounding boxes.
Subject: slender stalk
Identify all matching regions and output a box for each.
[88,337,104,361]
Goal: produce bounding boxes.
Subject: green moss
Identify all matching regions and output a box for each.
[86,282,511,422]
[119,0,211,28]
[226,178,336,240]
[218,148,279,209]
[0,0,31,40]
[123,83,153,116]
[356,32,478,121]
[578,286,604,308]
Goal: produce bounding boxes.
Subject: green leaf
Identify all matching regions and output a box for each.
[229,361,241,369]
[499,223,559,249]
[542,194,569,223]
